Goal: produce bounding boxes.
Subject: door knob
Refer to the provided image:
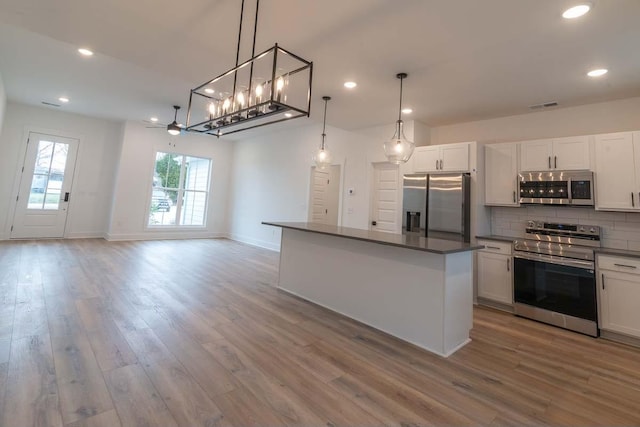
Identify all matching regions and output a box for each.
[371,221,377,226]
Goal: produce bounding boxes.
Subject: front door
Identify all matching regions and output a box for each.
[371,163,399,233]
[11,132,79,239]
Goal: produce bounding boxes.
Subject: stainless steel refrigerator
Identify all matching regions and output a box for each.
[402,173,471,242]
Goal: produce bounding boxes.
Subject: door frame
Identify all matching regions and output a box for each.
[5,125,84,239]
[307,158,345,227]
[368,161,401,234]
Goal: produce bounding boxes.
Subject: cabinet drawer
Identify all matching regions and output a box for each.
[477,239,513,255]
[598,255,640,274]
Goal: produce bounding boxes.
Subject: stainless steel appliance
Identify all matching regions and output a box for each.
[402,173,471,242]
[513,220,601,336]
[519,170,594,206]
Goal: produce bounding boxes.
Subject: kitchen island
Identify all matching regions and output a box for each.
[262,221,483,357]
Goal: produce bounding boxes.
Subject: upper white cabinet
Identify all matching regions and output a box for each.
[485,142,519,206]
[520,136,591,171]
[413,142,469,173]
[595,131,640,211]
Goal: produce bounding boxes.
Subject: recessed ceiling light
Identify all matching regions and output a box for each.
[78,48,94,56]
[344,81,357,89]
[58,97,69,103]
[284,113,293,118]
[402,108,413,114]
[204,88,214,94]
[587,68,608,77]
[562,4,591,19]
[150,117,159,122]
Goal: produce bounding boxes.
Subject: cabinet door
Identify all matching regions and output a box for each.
[599,270,640,338]
[477,252,513,305]
[485,143,519,206]
[595,132,636,210]
[520,139,553,171]
[413,146,440,173]
[553,136,591,170]
[440,143,469,172]
[634,132,640,204]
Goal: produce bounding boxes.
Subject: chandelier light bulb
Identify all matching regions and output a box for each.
[222,98,231,113]
[255,84,263,97]
[237,92,245,107]
[208,102,217,115]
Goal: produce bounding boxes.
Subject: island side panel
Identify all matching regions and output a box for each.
[278,228,455,356]
[443,251,474,356]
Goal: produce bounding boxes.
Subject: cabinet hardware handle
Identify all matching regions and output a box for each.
[602,273,605,290]
[486,246,501,250]
[513,190,516,203]
[548,156,551,169]
[554,156,557,169]
[435,160,439,170]
[614,263,637,269]
[440,159,443,170]
[507,259,510,272]
[633,192,635,207]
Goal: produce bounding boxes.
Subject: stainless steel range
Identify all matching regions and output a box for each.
[513,220,601,337]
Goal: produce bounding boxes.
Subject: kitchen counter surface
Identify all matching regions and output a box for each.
[263,222,483,254]
[476,235,516,243]
[595,247,640,259]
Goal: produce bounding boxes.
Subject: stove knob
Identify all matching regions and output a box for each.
[527,221,535,227]
[579,226,586,232]
[590,228,596,233]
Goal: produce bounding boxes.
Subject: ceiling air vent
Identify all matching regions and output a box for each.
[529,101,559,110]
[42,101,61,107]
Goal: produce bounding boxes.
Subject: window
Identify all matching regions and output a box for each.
[148,152,211,227]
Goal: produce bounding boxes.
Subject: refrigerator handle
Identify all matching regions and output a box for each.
[462,174,471,243]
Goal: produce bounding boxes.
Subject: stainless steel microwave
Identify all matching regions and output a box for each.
[518,171,594,206]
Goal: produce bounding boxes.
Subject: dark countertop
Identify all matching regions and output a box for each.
[476,235,516,243]
[262,222,483,255]
[595,247,640,259]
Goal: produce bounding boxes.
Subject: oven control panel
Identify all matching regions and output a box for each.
[526,220,600,237]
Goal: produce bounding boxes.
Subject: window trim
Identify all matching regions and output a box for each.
[145,150,212,229]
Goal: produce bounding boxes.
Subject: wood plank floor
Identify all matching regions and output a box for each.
[1,238,640,426]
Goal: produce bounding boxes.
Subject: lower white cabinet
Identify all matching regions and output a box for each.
[477,239,513,306]
[598,255,640,338]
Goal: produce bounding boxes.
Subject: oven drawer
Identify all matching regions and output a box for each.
[598,255,640,274]
[478,239,512,255]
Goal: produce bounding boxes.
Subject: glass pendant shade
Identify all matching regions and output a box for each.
[314,96,332,170]
[383,120,414,164]
[314,141,332,170]
[384,73,414,164]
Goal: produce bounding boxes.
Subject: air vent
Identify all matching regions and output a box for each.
[42,101,61,107]
[529,101,559,110]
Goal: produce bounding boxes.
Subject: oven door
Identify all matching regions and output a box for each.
[513,253,597,321]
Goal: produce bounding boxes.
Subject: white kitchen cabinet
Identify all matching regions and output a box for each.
[413,142,469,173]
[598,254,640,339]
[485,142,519,206]
[595,132,640,211]
[477,239,513,307]
[520,136,591,172]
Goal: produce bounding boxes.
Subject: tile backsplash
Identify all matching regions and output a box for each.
[491,206,640,251]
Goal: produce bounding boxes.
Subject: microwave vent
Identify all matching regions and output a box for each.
[529,101,559,110]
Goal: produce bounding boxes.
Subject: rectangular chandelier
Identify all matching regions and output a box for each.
[186,43,313,137]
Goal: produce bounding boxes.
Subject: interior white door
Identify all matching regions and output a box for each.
[11,132,79,239]
[371,163,399,233]
[310,169,330,224]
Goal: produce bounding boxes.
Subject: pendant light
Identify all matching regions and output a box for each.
[167,105,181,136]
[313,96,332,170]
[383,73,414,164]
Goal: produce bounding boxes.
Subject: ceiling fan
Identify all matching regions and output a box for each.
[144,105,184,135]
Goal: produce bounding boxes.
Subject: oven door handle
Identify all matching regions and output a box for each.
[514,252,594,270]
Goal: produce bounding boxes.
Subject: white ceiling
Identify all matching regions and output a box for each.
[0,0,639,134]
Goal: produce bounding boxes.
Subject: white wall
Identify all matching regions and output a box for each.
[0,72,6,140]
[430,96,640,145]
[107,122,233,240]
[228,120,399,250]
[0,102,122,239]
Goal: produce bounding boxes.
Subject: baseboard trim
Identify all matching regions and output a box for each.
[65,232,105,239]
[227,233,280,252]
[104,231,226,241]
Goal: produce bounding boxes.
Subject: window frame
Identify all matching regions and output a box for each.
[145,150,212,229]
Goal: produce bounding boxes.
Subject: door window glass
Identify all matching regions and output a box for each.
[28,140,69,209]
